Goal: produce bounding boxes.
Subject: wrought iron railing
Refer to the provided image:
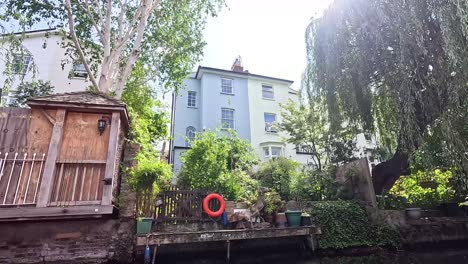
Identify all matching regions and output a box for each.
[0,152,46,206]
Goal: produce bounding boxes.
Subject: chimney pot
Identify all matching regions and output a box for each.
[231,56,244,72]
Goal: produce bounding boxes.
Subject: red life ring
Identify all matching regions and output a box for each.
[203,193,225,218]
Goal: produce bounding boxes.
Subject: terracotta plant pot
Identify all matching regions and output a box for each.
[405,208,422,220]
[275,213,287,228]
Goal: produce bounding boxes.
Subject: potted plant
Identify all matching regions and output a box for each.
[264,190,286,227]
[300,212,313,226]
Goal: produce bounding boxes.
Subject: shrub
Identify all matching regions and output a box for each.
[130,158,172,194]
[390,169,456,208]
[290,167,338,201]
[311,201,400,249]
[178,130,258,201]
[264,190,285,215]
[254,157,299,200]
[377,194,408,210]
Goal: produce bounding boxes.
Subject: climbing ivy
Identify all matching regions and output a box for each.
[311,201,400,249]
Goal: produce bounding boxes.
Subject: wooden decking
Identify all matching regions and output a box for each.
[136,226,321,246]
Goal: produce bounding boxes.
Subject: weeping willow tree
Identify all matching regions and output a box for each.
[305,0,468,194]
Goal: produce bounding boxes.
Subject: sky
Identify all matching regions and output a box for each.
[198,0,333,90]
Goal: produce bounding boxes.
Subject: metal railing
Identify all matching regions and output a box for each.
[0,152,46,206]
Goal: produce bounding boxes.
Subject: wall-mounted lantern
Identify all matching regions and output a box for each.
[98,116,111,136]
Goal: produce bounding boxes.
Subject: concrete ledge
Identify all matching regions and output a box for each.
[0,205,115,221]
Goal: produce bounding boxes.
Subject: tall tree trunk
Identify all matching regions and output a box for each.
[372,151,410,194]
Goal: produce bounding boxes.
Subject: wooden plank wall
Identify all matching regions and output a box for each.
[0,108,52,205]
[0,108,30,153]
[48,112,111,205]
[59,112,111,161]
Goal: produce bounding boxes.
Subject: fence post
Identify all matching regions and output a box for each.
[36,109,66,207]
[102,112,121,206]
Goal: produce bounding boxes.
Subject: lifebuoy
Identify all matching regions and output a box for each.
[203,193,225,218]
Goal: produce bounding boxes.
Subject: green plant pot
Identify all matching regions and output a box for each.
[137,218,153,234]
[285,211,302,227]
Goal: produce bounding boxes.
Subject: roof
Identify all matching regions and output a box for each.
[28,91,126,107]
[195,66,294,84]
[27,91,129,130]
[1,27,61,37]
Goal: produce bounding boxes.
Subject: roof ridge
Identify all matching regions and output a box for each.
[28,91,125,106]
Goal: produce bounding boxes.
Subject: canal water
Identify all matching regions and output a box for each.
[153,245,468,263]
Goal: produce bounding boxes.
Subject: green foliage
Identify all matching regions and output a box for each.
[129,158,172,194]
[121,61,169,151]
[279,99,357,171]
[279,100,327,171]
[376,194,408,210]
[390,169,456,208]
[0,0,224,95]
[10,80,54,107]
[178,130,258,201]
[290,167,337,201]
[264,190,285,215]
[311,201,400,249]
[254,157,299,200]
[305,0,468,182]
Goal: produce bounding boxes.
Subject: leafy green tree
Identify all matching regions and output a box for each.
[178,130,258,201]
[10,80,54,107]
[121,61,168,152]
[279,99,357,171]
[0,0,224,96]
[254,157,300,200]
[305,0,468,193]
[279,100,327,171]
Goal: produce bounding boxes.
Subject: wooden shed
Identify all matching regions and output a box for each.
[0,91,129,220]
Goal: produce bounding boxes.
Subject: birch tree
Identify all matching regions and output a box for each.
[0,0,223,98]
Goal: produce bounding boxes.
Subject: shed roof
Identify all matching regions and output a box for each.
[28,91,125,107]
[27,91,129,130]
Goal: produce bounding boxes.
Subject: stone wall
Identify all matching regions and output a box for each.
[0,143,139,264]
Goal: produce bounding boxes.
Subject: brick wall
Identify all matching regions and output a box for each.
[0,143,139,264]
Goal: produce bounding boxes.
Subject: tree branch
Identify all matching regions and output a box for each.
[115,0,160,97]
[81,0,105,43]
[64,0,100,90]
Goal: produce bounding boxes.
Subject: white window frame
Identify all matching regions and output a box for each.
[185,126,196,147]
[72,63,88,79]
[187,91,197,108]
[262,84,274,99]
[263,145,284,160]
[264,113,278,133]
[221,78,234,95]
[12,54,33,75]
[221,108,235,129]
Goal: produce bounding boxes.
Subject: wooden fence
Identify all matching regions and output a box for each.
[138,186,221,223]
[0,152,46,206]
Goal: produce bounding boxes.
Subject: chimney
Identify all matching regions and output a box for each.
[231,56,244,72]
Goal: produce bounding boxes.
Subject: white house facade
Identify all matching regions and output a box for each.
[0,28,90,105]
[169,58,313,176]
